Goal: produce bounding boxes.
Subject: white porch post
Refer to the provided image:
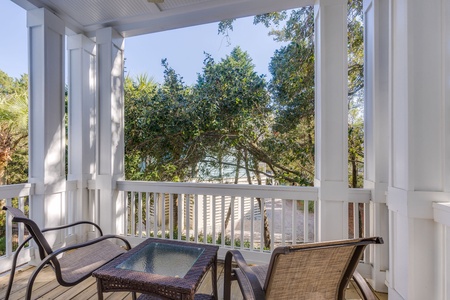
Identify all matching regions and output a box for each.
[95,27,125,235]
[314,0,349,241]
[363,0,389,292]
[387,0,450,299]
[67,34,96,239]
[27,8,66,253]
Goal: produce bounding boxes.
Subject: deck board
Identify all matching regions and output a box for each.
[0,263,387,300]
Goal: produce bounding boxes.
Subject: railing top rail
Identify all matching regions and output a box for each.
[0,183,34,199]
[116,180,319,200]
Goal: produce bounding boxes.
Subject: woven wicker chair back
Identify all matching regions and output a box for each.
[265,246,356,299]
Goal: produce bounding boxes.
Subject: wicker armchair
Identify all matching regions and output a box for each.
[2,206,131,300]
[224,236,383,300]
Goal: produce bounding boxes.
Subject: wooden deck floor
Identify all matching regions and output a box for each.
[0,263,387,300]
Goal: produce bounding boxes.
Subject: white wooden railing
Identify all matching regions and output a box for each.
[0,181,79,273]
[0,183,33,273]
[111,181,372,263]
[0,180,372,270]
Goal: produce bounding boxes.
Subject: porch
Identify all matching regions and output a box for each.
[2,0,450,299]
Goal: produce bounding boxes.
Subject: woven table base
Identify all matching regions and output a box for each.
[137,293,214,300]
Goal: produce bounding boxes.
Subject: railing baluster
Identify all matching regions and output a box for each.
[154,193,158,237]
[260,198,264,252]
[161,192,165,239]
[354,202,360,239]
[194,194,198,243]
[304,200,309,243]
[212,195,216,246]
[270,198,274,250]
[132,192,137,237]
[146,192,150,238]
[230,196,235,248]
[123,191,128,236]
[5,198,12,257]
[240,196,244,249]
[138,192,143,238]
[364,202,371,264]
[365,202,370,238]
[202,194,207,244]
[250,197,254,251]
[96,189,101,228]
[281,199,285,246]
[314,200,318,242]
[169,193,174,239]
[18,197,25,245]
[178,193,182,240]
[186,194,190,241]
[221,195,225,247]
[291,200,296,245]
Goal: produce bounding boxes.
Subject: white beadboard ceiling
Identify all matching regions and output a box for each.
[11,0,313,38]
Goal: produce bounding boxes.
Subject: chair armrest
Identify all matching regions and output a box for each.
[224,250,265,300]
[352,271,376,300]
[41,221,104,236]
[50,234,131,257]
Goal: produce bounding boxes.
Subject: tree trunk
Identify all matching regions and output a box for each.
[224,151,241,231]
[244,150,271,249]
[351,152,358,188]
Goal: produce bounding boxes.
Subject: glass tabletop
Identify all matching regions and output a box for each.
[115,242,205,278]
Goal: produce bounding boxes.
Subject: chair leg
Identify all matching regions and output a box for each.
[223,251,234,300]
[352,271,376,300]
[4,237,32,300]
[25,262,47,300]
[211,255,218,300]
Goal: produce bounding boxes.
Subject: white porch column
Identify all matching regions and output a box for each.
[27,8,66,252]
[314,0,349,241]
[387,0,450,299]
[67,34,96,240]
[363,0,389,292]
[95,27,125,235]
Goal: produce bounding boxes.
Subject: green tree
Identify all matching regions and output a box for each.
[218,0,365,187]
[0,70,29,253]
[194,47,271,178]
[124,74,159,181]
[194,47,273,247]
[125,62,200,182]
[124,49,275,247]
[0,71,28,184]
[346,0,365,188]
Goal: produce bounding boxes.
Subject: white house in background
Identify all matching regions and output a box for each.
[3,0,450,299]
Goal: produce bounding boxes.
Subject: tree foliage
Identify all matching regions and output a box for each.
[194,47,271,181]
[217,1,365,187]
[125,48,272,183]
[124,69,197,181]
[0,70,28,184]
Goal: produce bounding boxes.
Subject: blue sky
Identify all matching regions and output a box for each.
[0,1,287,85]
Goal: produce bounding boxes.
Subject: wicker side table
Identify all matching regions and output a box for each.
[93,238,219,300]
